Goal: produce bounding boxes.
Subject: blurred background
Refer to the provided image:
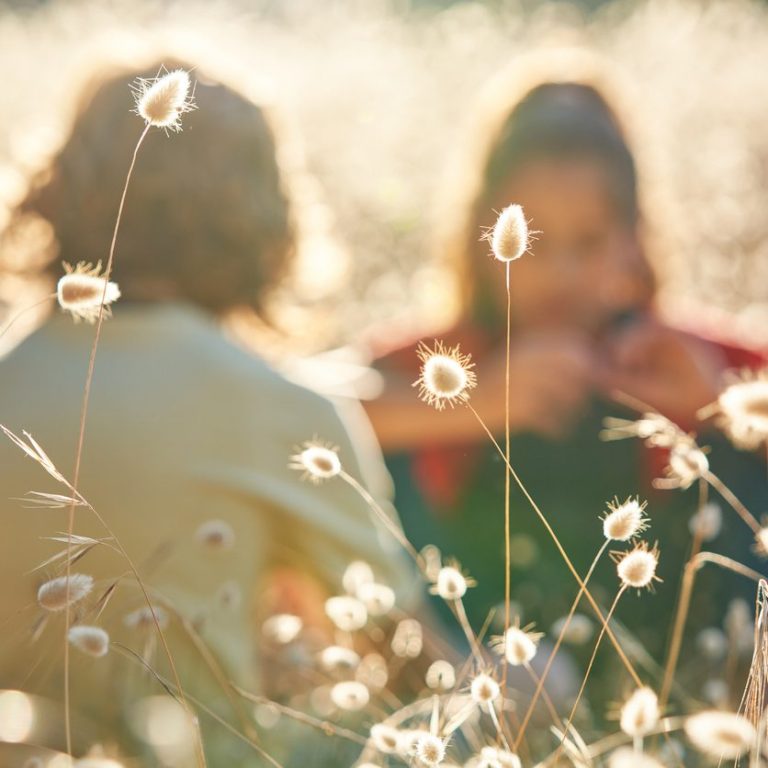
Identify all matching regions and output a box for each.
[1,0,768,350]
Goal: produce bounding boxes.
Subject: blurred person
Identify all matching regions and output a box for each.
[0,60,417,765]
[364,51,766,697]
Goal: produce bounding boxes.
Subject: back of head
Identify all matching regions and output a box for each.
[7,60,295,318]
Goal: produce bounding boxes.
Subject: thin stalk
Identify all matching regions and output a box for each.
[659,479,708,711]
[554,586,627,765]
[466,402,642,687]
[0,293,56,340]
[503,260,512,693]
[514,539,609,750]
[705,471,761,534]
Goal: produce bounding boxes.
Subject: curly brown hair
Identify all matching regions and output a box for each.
[4,59,296,317]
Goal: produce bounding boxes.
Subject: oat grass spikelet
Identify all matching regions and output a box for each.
[134,69,194,131]
[415,341,476,410]
[488,203,530,262]
[68,625,110,658]
[684,710,756,759]
[290,440,342,483]
[57,262,121,323]
[602,497,649,542]
[615,543,660,590]
[37,573,94,611]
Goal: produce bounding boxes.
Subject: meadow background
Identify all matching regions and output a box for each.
[1,0,768,352]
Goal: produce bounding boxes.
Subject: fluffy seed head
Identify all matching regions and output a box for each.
[134,69,194,130]
[493,625,542,666]
[490,204,529,262]
[616,543,660,590]
[319,645,360,671]
[124,604,169,631]
[415,733,447,766]
[325,595,368,631]
[470,673,500,705]
[715,370,768,450]
[414,341,477,410]
[479,747,522,768]
[666,440,709,489]
[620,687,660,737]
[370,723,400,754]
[262,614,302,643]
[330,680,370,711]
[426,659,456,691]
[684,711,756,759]
[357,582,396,616]
[195,519,235,550]
[290,441,342,483]
[391,618,423,658]
[432,565,471,601]
[602,497,649,541]
[754,527,768,557]
[689,502,722,542]
[68,625,110,658]
[37,573,94,611]
[57,262,121,323]
[342,560,374,594]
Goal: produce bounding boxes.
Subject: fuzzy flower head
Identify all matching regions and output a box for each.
[619,686,660,738]
[477,747,522,768]
[470,672,500,706]
[319,645,360,671]
[415,733,447,766]
[488,204,530,263]
[57,262,121,323]
[357,582,395,616]
[133,69,194,131]
[608,748,666,768]
[330,680,370,711]
[289,440,342,483]
[37,573,94,611]
[430,563,475,601]
[684,710,756,759]
[602,497,649,542]
[325,595,368,631]
[426,659,456,691]
[414,341,477,410]
[660,438,709,490]
[491,622,543,666]
[614,543,660,591]
[68,625,110,658]
[370,723,400,754]
[710,369,768,450]
[262,613,302,643]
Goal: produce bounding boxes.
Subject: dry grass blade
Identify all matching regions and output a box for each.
[1,425,67,484]
[739,578,768,728]
[17,492,87,509]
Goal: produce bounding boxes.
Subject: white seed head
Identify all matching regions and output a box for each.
[755,527,768,557]
[57,262,121,323]
[490,204,529,262]
[342,560,374,594]
[357,582,396,616]
[391,618,423,658]
[134,69,194,130]
[716,371,768,450]
[37,573,94,611]
[415,733,447,766]
[290,441,342,483]
[479,746,522,768]
[319,645,360,671]
[470,673,500,705]
[616,544,659,590]
[426,659,456,691]
[684,711,756,759]
[68,625,110,658]
[666,440,709,489]
[608,747,666,768]
[414,341,477,410]
[602,497,649,541]
[434,566,468,600]
[620,687,660,737]
[330,680,370,711]
[688,502,722,542]
[356,652,389,690]
[262,613,302,643]
[495,625,542,666]
[124,604,169,631]
[550,613,593,645]
[325,595,368,631]
[370,723,400,754]
[195,519,235,550]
